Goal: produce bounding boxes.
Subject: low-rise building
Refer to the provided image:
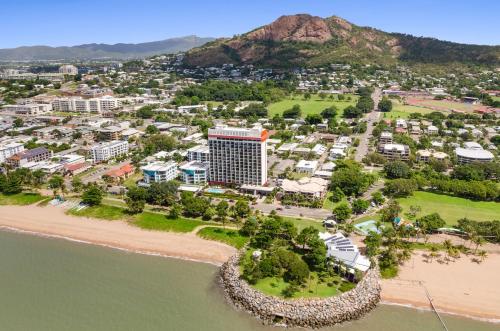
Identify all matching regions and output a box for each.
[455,144,494,164]
[378,143,410,161]
[187,145,210,162]
[379,131,393,144]
[320,232,371,272]
[7,147,52,168]
[0,142,24,163]
[281,177,328,199]
[295,160,318,175]
[141,161,178,184]
[179,161,208,184]
[2,104,52,115]
[90,140,129,163]
[416,149,448,163]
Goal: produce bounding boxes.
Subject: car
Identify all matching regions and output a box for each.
[285,205,291,209]
[277,207,283,211]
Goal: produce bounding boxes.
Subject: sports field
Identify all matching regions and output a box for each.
[397,191,500,225]
[382,101,438,119]
[268,94,358,118]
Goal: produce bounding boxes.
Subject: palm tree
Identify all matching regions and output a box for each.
[477,250,488,263]
[429,246,440,263]
[472,235,486,254]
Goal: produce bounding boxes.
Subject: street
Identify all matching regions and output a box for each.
[354,88,382,162]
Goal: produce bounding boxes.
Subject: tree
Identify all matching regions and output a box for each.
[136,105,155,119]
[216,200,229,226]
[71,177,83,193]
[352,199,370,214]
[203,207,216,221]
[356,96,374,113]
[378,97,393,112]
[330,187,345,202]
[321,106,337,119]
[296,226,319,249]
[240,217,259,236]
[304,92,312,100]
[384,161,410,179]
[305,114,323,125]
[48,175,65,197]
[168,203,182,219]
[333,203,352,222]
[233,200,251,219]
[81,186,103,206]
[371,191,385,205]
[145,125,160,135]
[282,104,301,119]
[125,187,147,214]
[379,200,402,222]
[416,213,445,233]
[330,164,373,196]
[342,105,363,118]
[13,118,24,128]
[384,179,418,197]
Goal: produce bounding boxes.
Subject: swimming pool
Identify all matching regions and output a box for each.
[354,220,383,235]
[206,188,226,194]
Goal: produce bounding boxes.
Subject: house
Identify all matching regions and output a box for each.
[295,160,318,175]
[320,232,371,272]
[426,125,439,135]
[311,144,327,156]
[104,163,134,180]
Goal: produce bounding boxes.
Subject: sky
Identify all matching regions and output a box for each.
[1,0,499,48]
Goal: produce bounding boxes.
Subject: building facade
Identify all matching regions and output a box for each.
[90,140,129,163]
[141,161,178,184]
[187,145,210,162]
[179,161,208,184]
[7,147,52,168]
[208,125,268,186]
[0,142,25,163]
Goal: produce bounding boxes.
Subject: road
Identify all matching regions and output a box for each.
[354,88,382,162]
[252,202,331,220]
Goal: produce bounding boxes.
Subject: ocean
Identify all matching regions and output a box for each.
[0,230,496,331]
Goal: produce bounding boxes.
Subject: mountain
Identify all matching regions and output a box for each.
[184,14,500,68]
[0,36,215,61]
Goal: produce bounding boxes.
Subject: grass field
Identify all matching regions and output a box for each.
[123,172,142,189]
[251,273,355,299]
[281,216,324,231]
[197,227,249,248]
[0,193,47,205]
[382,101,438,119]
[416,99,478,112]
[322,192,348,211]
[68,203,211,233]
[268,94,358,118]
[397,191,500,225]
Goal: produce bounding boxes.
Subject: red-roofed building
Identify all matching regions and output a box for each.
[64,162,92,176]
[104,163,134,180]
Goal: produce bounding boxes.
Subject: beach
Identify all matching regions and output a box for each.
[0,205,235,266]
[0,205,498,322]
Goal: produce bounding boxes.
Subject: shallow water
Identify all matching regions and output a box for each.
[0,230,497,331]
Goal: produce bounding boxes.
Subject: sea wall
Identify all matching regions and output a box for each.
[219,252,381,328]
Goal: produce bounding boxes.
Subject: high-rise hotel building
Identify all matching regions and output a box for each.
[208,125,268,186]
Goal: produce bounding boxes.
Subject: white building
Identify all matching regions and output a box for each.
[281,177,328,199]
[208,125,268,185]
[187,145,210,162]
[378,143,410,161]
[320,232,371,272]
[90,140,129,163]
[0,142,25,163]
[59,65,78,75]
[179,161,209,184]
[455,144,494,164]
[52,96,122,113]
[141,161,178,184]
[295,160,318,175]
[2,104,52,115]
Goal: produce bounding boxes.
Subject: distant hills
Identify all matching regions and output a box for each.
[0,36,215,61]
[184,14,500,68]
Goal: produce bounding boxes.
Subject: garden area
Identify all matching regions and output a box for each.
[239,214,359,299]
[0,192,47,205]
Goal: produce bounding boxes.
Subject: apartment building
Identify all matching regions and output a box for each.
[208,125,268,186]
[179,161,209,184]
[52,96,122,113]
[378,143,410,161]
[379,131,393,144]
[90,140,129,163]
[0,142,25,163]
[455,143,494,164]
[2,104,52,115]
[59,65,78,75]
[7,147,53,168]
[187,145,210,162]
[141,161,178,184]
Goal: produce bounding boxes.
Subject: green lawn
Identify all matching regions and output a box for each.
[281,216,324,231]
[197,227,249,248]
[382,101,439,119]
[268,94,358,118]
[0,193,47,205]
[322,192,348,211]
[68,204,129,220]
[251,273,354,299]
[397,191,500,225]
[68,203,212,233]
[123,173,142,189]
[134,212,207,233]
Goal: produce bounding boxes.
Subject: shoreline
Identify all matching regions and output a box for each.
[0,205,498,324]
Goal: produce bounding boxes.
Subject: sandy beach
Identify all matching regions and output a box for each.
[0,205,235,266]
[381,250,500,321]
[1,205,499,322]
